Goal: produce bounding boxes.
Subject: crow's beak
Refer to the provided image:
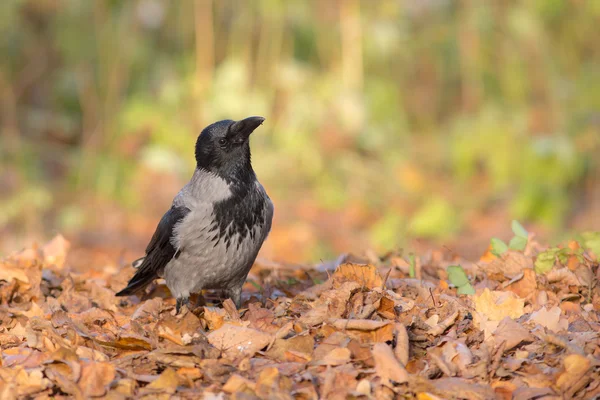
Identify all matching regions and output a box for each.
[231,116,265,138]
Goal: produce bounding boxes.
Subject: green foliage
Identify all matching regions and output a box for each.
[447,265,475,295]
[511,220,528,239]
[370,212,405,251]
[508,236,528,252]
[457,284,476,296]
[534,245,585,274]
[490,220,528,256]
[508,220,528,251]
[534,249,558,274]
[580,232,600,259]
[408,254,416,279]
[490,238,509,257]
[408,197,458,239]
[0,1,598,250]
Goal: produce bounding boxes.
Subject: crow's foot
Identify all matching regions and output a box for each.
[175,297,190,315]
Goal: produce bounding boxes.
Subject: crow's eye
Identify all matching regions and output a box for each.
[218,138,227,147]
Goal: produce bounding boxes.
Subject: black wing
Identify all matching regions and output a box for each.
[116,206,190,296]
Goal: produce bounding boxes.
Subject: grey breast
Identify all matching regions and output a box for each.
[163,170,273,299]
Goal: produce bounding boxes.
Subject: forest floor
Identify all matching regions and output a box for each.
[0,228,599,399]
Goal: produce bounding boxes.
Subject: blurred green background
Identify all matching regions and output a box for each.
[1,0,599,265]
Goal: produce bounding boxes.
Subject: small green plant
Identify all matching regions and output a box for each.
[447,265,475,295]
[490,220,529,257]
[534,245,585,274]
[408,253,416,278]
[580,232,600,259]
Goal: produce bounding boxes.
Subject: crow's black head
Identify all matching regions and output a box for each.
[195,116,265,180]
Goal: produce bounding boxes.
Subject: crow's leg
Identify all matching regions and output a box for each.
[224,285,243,309]
[192,292,206,308]
[176,296,190,315]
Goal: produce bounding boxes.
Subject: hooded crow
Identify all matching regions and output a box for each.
[116,116,274,313]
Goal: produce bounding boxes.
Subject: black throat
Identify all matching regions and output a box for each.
[209,167,266,250]
[197,143,254,184]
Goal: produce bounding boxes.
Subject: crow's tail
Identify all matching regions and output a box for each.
[115,269,156,296]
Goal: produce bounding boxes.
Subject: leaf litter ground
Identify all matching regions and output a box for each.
[0,231,599,399]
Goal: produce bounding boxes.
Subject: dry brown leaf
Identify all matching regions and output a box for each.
[223,374,256,394]
[78,361,116,397]
[486,251,532,277]
[177,367,203,381]
[416,393,445,400]
[143,368,187,394]
[42,235,70,270]
[153,310,202,346]
[356,379,371,396]
[556,354,591,392]
[4,226,599,398]
[222,298,241,321]
[255,367,293,399]
[377,296,396,319]
[313,331,350,362]
[131,297,163,321]
[528,306,568,332]
[265,335,314,362]
[546,268,581,286]
[333,263,383,289]
[0,261,30,284]
[327,318,389,331]
[318,347,351,366]
[504,268,537,298]
[207,323,272,359]
[111,334,153,350]
[298,303,329,326]
[441,340,473,375]
[490,317,534,351]
[6,367,51,397]
[75,346,109,362]
[246,303,281,333]
[112,378,137,397]
[347,339,373,366]
[428,378,496,400]
[394,323,409,366]
[474,288,525,338]
[372,343,408,386]
[427,310,459,337]
[202,307,227,331]
[327,318,394,343]
[474,289,525,321]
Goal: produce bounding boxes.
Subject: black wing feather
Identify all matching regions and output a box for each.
[116,206,190,296]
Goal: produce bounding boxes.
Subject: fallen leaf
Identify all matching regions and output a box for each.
[318,347,351,366]
[327,318,394,343]
[246,303,280,333]
[78,361,116,397]
[207,324,272,359]
[265,335,314,362]
[528,306,568,332]
[42,235,70,269]
[556,354,591,391]
[11,367,51,397]
[255,367,293,399]
[491,317,534,350]
[0,261,30,284]
[143,368,186,394]
[431,378,497,400]
[372,343,408,386]
[333,263,383,289]
[222,374,256,394]
[474,288,525,322]
[356,378,371,396]
[504,268,537,298]
[394,322,409,366]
